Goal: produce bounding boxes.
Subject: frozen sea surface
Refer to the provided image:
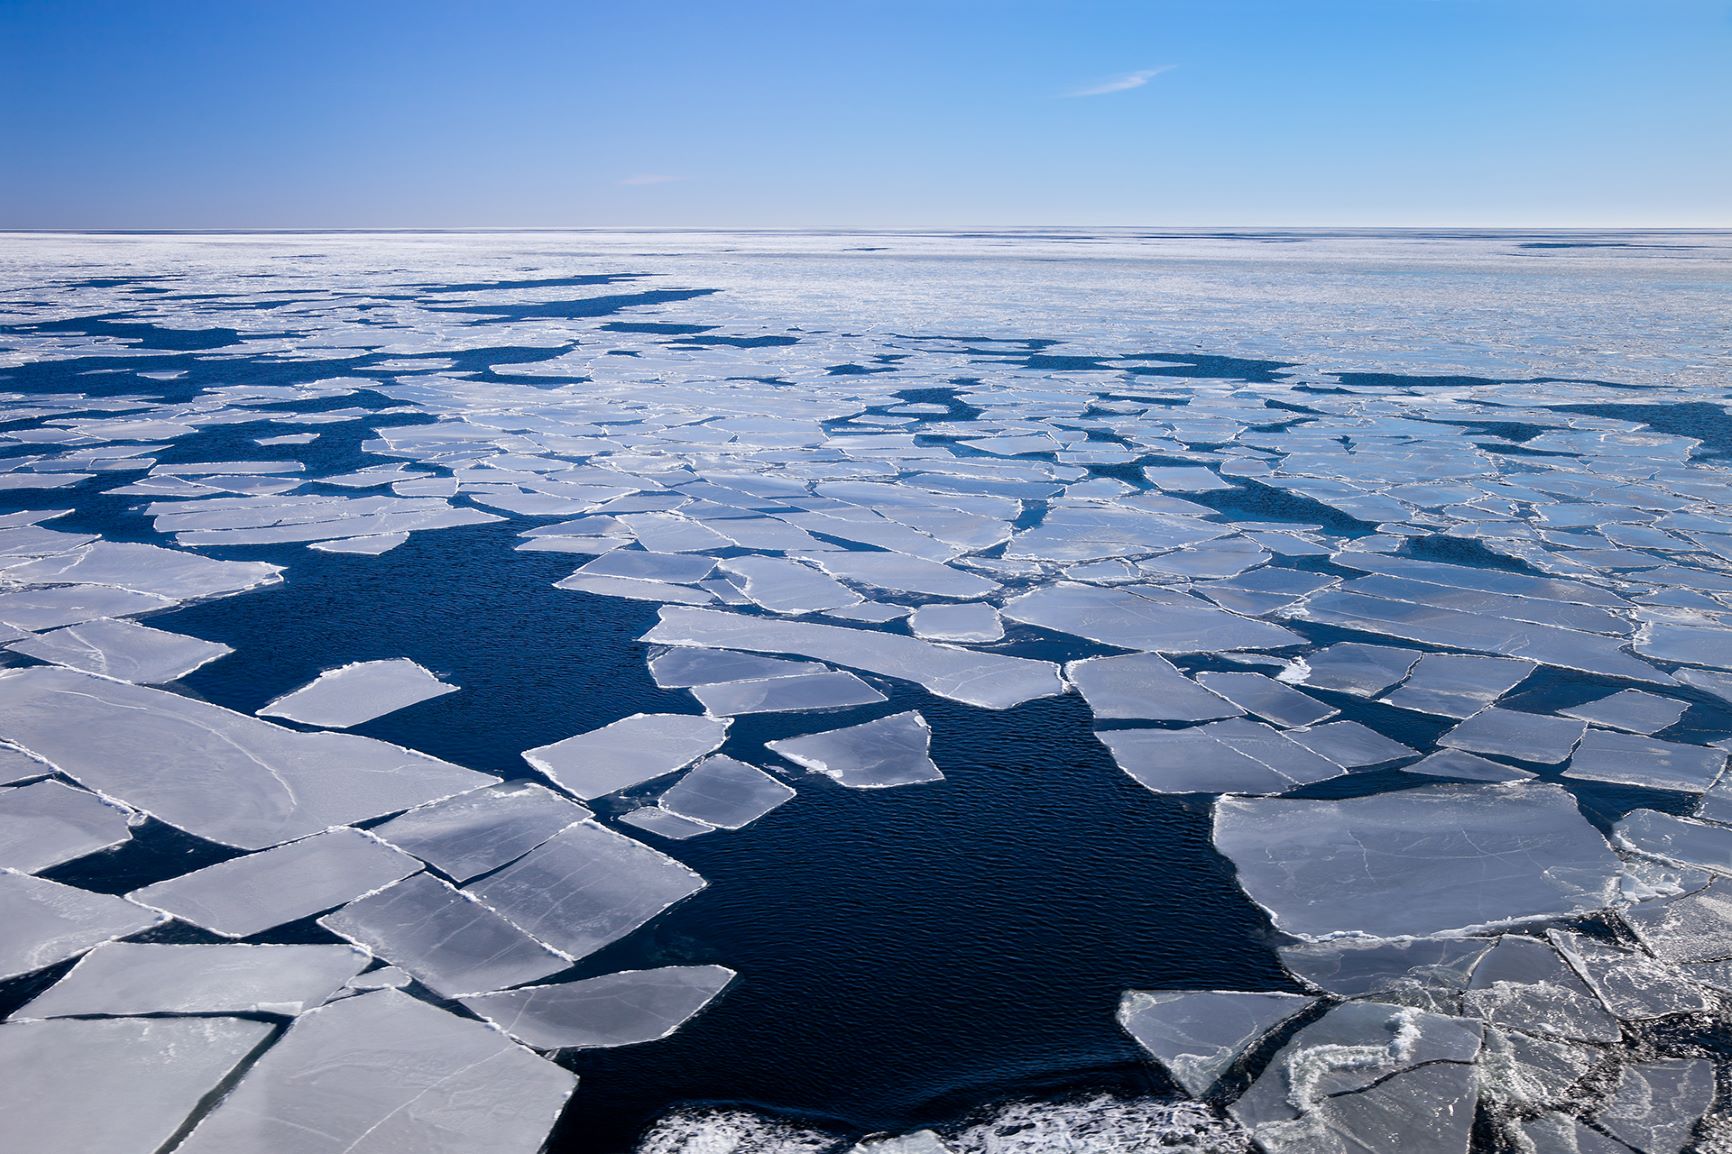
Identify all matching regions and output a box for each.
[1,228,1731,1153]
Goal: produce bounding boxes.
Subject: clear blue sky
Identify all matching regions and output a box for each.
[2,0,1728,229]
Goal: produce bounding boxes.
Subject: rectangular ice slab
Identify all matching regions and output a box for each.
[11,941,369,1019]
[258,658,458,728]
[1066,652,1245,722]
[643,606,1063,709]
[174,989,576,1154]
[461,964,735,1050]
[0,872,165,980]
[371,781,589,882]
[690,669,885,716]
[767,711,943,788]
[1213,783,1622,939]
[7,617,231,684]
[1439,708,1586,765]
[658,756,795,829]
[1118,989,1316,1097]
[524,713,730,800]
[320,871,569,996]
[0,1016,273,1154]
[130,829,420,937]
[0,779,132,873]
[1563,728,1725,793]
[0,667,494,849]
[466,820,706,961]
[1004,584,1303,653]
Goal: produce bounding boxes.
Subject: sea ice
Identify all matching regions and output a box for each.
[1284,642,1422,697]
[690,669,886,716]
[7,617,232,683]
[1195,671,1337,728]
[1563,728,1725,792]
[767,711,943,788]
[523,712,730,800]
[1595,1059,1714,1154]
[0,871,165,980]
[1065,652,1245,722]
[1004,584,1303,653]
[10,941,368,1018]
[460,964,735,1049]
[258,658,458,728]
[1117,989,1315,1096]
[1559,689,1688,735]
[370,781,588,882]
[1438,708,1586,764]
[1380,653,1536,718]
[0,779,132,873]
[657,756,796,829]
[907,602,1004,643]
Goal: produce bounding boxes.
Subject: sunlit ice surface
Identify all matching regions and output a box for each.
[1,227,1731,1153]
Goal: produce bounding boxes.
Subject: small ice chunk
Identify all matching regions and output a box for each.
[1381,653,1536,718]
[1546,929,1713,1020]
[768,711,942,789]
[1213,784,1621,939]
[690,669,885,716]
[1615,809,1732,874]
[1283,721,1417,768]
[129,829,420,937]
[1559,690,1687,735]
[658,756,794,830]
[0,1016,273,1154]
[11,941,368,1019]
[460,964,735,1050]
[1463,935,1619,1043]
[1195,671,1337,728]
[309,532,409,555]
[0,779,132,873]
[1065,653,1245,722]
[347,965,412,990]
[320,872,568,997]
[1286,642,1421,697]
[1439,708,1585,764]
[466,820,706,961]
[649,648,821,688]
[907,602,1003,643]
[1624,882,1732,964]
[1117,989,1316,1096]
[371,781,588,883]
[618,806,715,840]
[1564,728,1725,792]
[7,618,231,683]
[259,659,458,728]
[173,989,576,1154]
[523,713,730,800]
[1595,1059,1714,1154]
[1401,749,1534,782]
[0,872,165,980]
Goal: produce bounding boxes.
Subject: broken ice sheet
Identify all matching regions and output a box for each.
[1278,937,1491,1000]
[6,617,232,683]
[460,964,735,1050]
[1117,989,1316,1097]
[1461,934,1619,1043]
[320,871,568,997]
[1283,720,1417,768]
[1380,652,1536,718]
[1099,726,1332,796]
[0,871,165,981]
[618,805,716,841]
[1065,652,1245,722]
[648,647,823,688]
[174,989,576,1154]
[0,1016,274,1154]
[1438,707,1585,764]
[129,828,420,938]
[258,658,458,728]
[308,532,409,554]
[2,539,281,601]
[0,779,133,873]
[718,555,862,614]
[1545,929,1713,1020]
[767,711,943,788]
[1213,783,1622,939]
[465,819,706,961]
[371,781,589,883]
[1004,584,1304,653]
[523,712,729,800]
[907,602,1003,643]
[1563,728,1725,792]
[0,584,176,630]
[1624,880,1732,964]
[1595,1058,1714,1154]
[808,550,1001,598]
[1559,689,1688,735]
[1401,748,1535,783]
[0,667,494,850]
[690,669,886,716]
[11,941,369,1019]
[1614,808,1732,874]
[1195,671,1337,728]
[1284,641,1422,697]
[657,755,795,829]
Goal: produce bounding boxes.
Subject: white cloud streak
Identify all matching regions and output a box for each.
[1067,66,1175,98]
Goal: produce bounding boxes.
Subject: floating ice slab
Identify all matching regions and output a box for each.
[308,532,409,554]
[1637,621,1732,671]
[1380,653,1536,718]
[1439,708,1585,764]
[1195,671,1337,728]
[0,779,132,873]
[1624,882,1732,964]
[460,964,735,1050]
[0,744,50,786]
[907,602,1004,643]
[1285,642,1422,697]
[466,820,706,961]
[320,872,568,997]
[1596,1059,1714,1154]
[767,711,943,789]
[719,555,862,614]
[130,829,420,937]
[690,668,885,716]
[1284,720,1417,768]
[7,617,232,683]
[371,781,588,882]
[1278,937,1491,999]
[1005,584,1304,653]
[259,658,458,728]
[11,941,368,1019]
[643,606,1063,709]
[1563,728,1725,792]
[658,756,795,829]
[0,667,494,850]
[1546,929,1713,1020]
[1463,934,1618,1042]
[1099,726,1329,796]
[0,872,164,980]
[1117,989,1315,1097]
[523,713,730,800]
[1401,749,1534,783]
[1066,652,1245,722]
[577,549,718,585]
[0,584,176,630]
[1559,689,1687,735]
[1213,783,1621,939]
[618,806,715,840]
[808,551,1000,598]
[2,539,281,601]
[1614,809,1732,875]
[0,1016,273,1154]
[650,648,824,688]
[174,989,576,1154]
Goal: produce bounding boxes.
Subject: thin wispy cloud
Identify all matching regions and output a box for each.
[619,174,684,187]
[1067,66,1174,98]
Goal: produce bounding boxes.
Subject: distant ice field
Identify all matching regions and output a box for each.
[1,228,1731,1153]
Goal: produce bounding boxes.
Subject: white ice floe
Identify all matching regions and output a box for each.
[1117,989,1316,1097]
[0,871,164,980]
[1438,708,1586,764]
[907,602,1003,643]
[690,669,885,716]
[6,617,232,683]
[1066,652,1245,722]
[1004,584,1303,653]
[767,711,942,789]
[657,756,796,829]
[460,964,735,1049]
[523,712,730,800]
[0,779,133,873]
[1563,728,1726,792]
[258,658,458,728]
[371,780,589,882]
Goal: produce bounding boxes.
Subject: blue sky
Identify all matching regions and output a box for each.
[2,0,1728,228]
